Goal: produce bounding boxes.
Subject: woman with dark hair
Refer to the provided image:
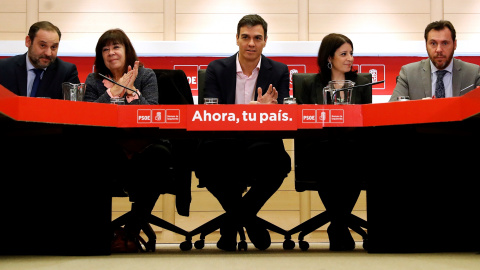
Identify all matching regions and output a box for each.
[296,33,372,251]
[297,33,371,105]
[84,28,158,105]
[84,29,168,252]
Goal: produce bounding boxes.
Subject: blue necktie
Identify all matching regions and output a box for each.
[31,68,43,97]
[435,70,447,98]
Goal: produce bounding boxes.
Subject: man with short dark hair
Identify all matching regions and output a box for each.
[389,20,480,101]
[0,21,80,99]
[195,14,291,252]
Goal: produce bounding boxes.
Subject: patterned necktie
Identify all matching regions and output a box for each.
[435,70,447,98]
[31,68,43,97]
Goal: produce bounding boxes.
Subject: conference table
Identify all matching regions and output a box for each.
[1,84,480,254]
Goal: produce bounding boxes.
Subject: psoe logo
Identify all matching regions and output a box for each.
[316,109,330,122]
[302,109,316,123]
[137,109,152,123]
[165,109,181,123]
[152,109,165,123]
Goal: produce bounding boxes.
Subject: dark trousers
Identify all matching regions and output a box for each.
[195,138,291,223]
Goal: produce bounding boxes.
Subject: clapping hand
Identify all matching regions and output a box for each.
[255,84,278,104]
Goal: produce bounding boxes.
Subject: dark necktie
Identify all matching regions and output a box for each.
[435,70,447,98]
[31,68,43,97]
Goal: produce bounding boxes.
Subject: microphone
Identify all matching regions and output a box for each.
[353,80,385,88]
[98,73,140,96]
[329,80,385,92]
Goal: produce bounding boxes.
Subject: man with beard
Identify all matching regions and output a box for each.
[389,20,480,101]
[0,21,79,99]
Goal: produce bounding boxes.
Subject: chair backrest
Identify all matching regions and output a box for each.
[152,69,196,215]
[197,69,206,104]
[292,72,371,192]
[292,72,373,104]
[153,69,194,105]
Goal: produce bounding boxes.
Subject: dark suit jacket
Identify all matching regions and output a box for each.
[0,53,80,99]
[204,53,290,104]
[296,73,372,105]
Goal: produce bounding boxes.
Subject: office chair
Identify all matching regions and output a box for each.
[288,72,370,251]
[184,69,293,251]
[111,69,196,252]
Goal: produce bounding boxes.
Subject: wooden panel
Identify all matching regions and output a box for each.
[39,0,163,13]
[309,0,430,13]
[309,33,426,42]
[176,33,298,42]
[0,0,26,12]
[39,13,163,33]
[309,14,430,34]
[283,138,294,150]
[446,14,480,33]
[189,190,224,211]
[0,13,26,32]
[310,190,366,210]
[257,211,300,229]
[176,0,298,13]
[0,33,26,40]
[444,0,480,13]
[60,32,164,41]
[262,190,300,211]
[176,14,297,34]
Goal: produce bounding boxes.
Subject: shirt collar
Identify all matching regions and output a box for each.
[430,58,454,74]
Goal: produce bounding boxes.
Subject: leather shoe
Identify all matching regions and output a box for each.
[327,224,355,251]
[217,216,238,251]
[245,219,271,250]
[217,235,237,251]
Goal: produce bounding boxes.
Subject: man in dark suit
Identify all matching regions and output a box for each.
[195,14,291,251]
[0,21,80,99]
[390,20,480,101]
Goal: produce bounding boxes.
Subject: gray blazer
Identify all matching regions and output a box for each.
[84,67,158,105]
[389,58,480,101]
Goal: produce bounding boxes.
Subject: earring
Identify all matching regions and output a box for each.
[327,62,332,69]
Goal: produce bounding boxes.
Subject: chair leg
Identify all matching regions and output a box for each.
[111,212,131,229]
[148,214,189,236]
[287,211,331,241]
[347,214,368,250]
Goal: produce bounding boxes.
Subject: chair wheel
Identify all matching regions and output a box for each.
[194,240,205,249]
[180,241,192,251]
[299,240,309,251]
[283,239,295,250]
[238,240,248,251]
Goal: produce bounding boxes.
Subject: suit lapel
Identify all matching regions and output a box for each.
[255,55,272,100]
[225,55,237,104]
[16,54,28,96]
[452,58,462,96]
[421,60,432,97]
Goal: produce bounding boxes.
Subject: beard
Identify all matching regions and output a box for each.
[28,49,55,69]
[429,52,454,70]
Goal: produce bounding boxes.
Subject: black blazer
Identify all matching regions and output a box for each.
[0,53,80,99]
[296,73,372,105]
[204,53,290,104]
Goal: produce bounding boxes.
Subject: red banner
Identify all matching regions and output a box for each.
[2,85,480,130]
